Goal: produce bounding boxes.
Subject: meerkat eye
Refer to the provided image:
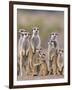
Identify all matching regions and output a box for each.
[52,33,54,35]
[59,49,61,52]
[25,33,27,35]
[43,54,46,56]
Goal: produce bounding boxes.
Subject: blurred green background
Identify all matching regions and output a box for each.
[17,9,64,48]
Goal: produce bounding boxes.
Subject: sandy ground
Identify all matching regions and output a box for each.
[17,74,64,81]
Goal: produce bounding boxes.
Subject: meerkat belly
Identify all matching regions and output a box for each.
[50,48,57,60]
[18,38,23,56]
[32,37,39,48]
[22,40,29,50]
[59,56,63,64]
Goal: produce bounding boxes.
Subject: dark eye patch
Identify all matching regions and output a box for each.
[52,33,54,35]
[59,49,61,52]
[25,33,27,35]
[37,28,39,30]
[43,54,46,56]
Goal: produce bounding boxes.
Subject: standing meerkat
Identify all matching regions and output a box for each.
[57,49,64,75]
[31,27,41,54]
[19,31,30,77]
[18,29,26,58]
[47,40,57,75]
[22,31,30,56]
[47,32,59,75]
[17,29,26,76]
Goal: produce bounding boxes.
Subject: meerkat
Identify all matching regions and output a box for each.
[17,29,27,76]
[47,40,57,75]
[22,31,30,56]
[28,48,41,76]
[57,49,64,75]
[19,31,30,77]
[31,27,41,54]
[39,52,48,76]
[18,29,26,58]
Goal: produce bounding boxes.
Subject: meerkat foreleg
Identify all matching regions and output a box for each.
[26,47,29,56]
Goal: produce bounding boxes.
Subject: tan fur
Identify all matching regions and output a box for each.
[19,48,24,77]
[48,48,57,75]
[51,55,57,75]
[26,45,34,76]
[19,47,29,76]
[38,52,48,76]
[57,49,64,75]
[39,60,48,76]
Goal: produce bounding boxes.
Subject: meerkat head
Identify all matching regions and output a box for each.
[50,32,58,41]
[22,31,30,39]
[39,52,46,64]
[38,49,46,59]
[32,27,39,35]
[58,49,64,56]
[48,40,57,48]
[27,32,31,39]
[19,29,27,37]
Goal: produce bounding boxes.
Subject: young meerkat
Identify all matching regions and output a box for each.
[57,49,64,75]
[39,52,48,76]
[28,49,41,76]
[31,27,41,54]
